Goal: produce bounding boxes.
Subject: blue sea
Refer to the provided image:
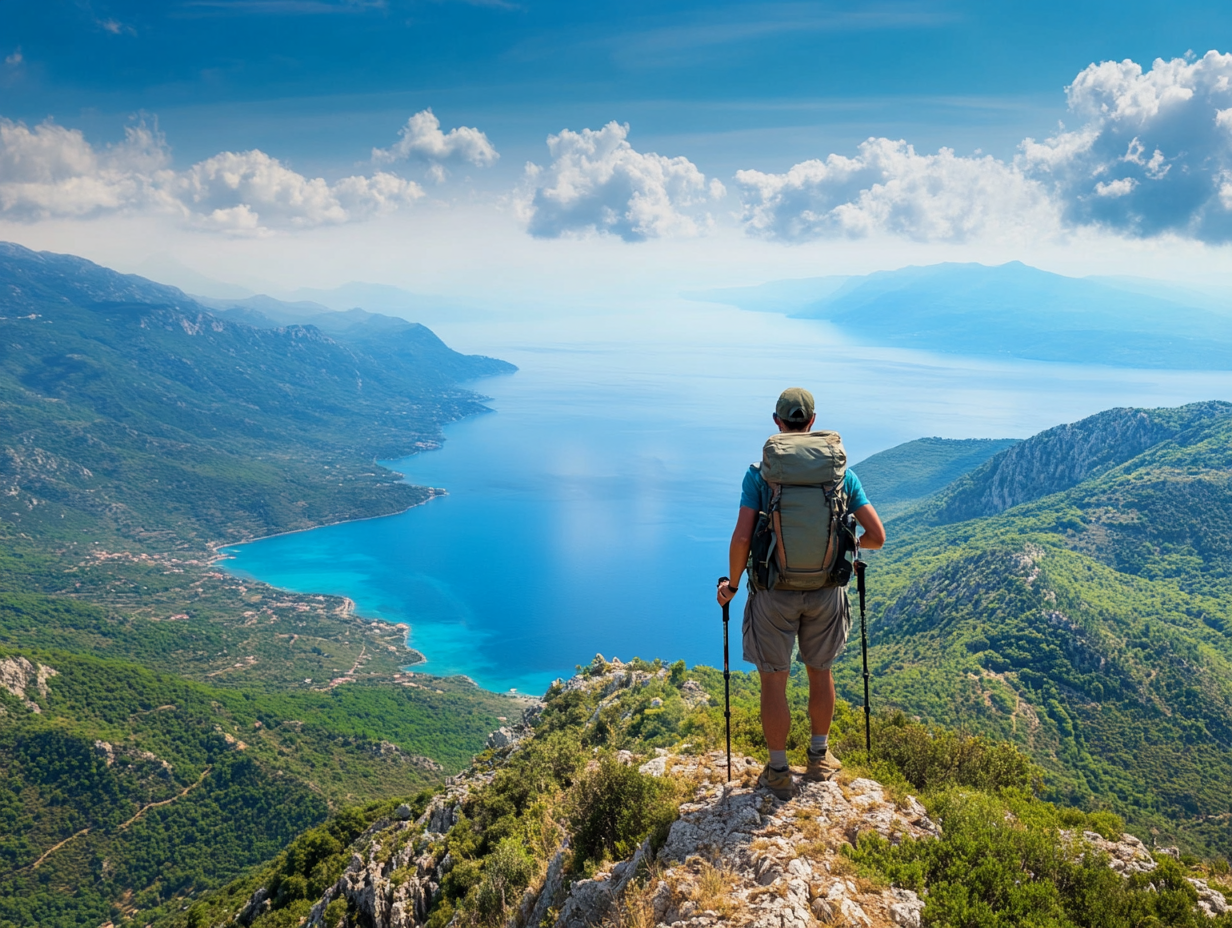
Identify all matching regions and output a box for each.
[219,303,1232,695]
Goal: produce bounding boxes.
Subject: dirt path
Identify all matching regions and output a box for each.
[24,768,212,872]
[118,767,211,831]
[29,828,91,871]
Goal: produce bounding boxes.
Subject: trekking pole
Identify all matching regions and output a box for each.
[718,577,733,783]
[855,558,871,754]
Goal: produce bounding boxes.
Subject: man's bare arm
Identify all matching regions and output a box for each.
[853,504,886,550]
[718,506,757,604]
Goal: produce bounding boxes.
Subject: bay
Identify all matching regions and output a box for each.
[219,302,1232,695]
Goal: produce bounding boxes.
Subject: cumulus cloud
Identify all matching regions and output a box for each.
[372,109,498,179]
[176,150,421,232]
[735,139,1057,243]
[519,121,725,241]
[1018,50,1232,241]
[0,117,423,234]
[4,48,21,66]
[736,50,1232,244]
[0,119,173,219]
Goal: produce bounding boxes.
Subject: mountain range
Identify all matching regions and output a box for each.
[691,261,1232,368]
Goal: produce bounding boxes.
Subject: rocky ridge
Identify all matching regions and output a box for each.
[919,402,1232,525]
[224,655,1232,921]
[224,659,1229,928]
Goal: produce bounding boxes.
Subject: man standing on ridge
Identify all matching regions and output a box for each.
[717,388,885,800]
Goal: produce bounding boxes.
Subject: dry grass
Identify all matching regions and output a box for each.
[796,839,833,862]
[604,875,659,928]
[795,811,823,841]
[675,859,742,919]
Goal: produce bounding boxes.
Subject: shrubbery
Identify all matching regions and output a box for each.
[567,753,679,869]
[848,789,1226,927]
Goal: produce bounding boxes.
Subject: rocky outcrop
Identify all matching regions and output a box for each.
[1067,829,1157,876]
[1190,879,1231,918]
[227,659,1231,928]
[927,402,1232,525]
[587,752,934,928]
[0,656,58,712]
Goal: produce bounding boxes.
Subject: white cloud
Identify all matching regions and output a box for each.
[0,119,173,220]
[372,109,498,178]
[0,117,423,234]
[735,138,1057,243]
[735,50,1232,245]
[1019,50,1232,241]
[4,48,21,66]
[519,121,725,241]
[176,150,421,233]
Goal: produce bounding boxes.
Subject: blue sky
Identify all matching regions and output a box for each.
[8,0,1230,167]
[4,0,1232,298]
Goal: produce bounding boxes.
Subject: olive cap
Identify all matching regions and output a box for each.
[775,387,814,423]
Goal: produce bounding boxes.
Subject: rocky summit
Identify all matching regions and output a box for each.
[219,659,1231,928]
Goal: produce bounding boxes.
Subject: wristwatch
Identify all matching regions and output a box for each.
[725,581,739,593]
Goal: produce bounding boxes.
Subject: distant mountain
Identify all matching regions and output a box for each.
[853,436,1020,520]
[898,401,1232,529]
[272,282,495,325]
[695,262,1232,369]
[0,241,513,547]
[851,401,1232,858]
[194,296,504,389]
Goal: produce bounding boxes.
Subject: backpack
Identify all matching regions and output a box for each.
[747,430,858,591]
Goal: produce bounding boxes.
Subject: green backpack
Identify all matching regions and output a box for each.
[748,430,857,591]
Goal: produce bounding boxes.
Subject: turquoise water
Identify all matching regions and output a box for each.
[219,304,1232,695]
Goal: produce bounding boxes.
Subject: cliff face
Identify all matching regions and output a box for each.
[916,402,1232,526]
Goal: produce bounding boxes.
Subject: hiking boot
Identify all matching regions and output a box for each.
[757,764,797,800]
[803,748,842,781]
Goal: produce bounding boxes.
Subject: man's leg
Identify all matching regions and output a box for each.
[805,665,836,736]
[758,669,791,751]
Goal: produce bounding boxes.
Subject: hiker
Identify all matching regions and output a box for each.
[717,388,885,799]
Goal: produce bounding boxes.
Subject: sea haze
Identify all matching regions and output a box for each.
[219,303,1232,695]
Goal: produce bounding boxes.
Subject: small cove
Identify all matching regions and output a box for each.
[219,304,1232,695]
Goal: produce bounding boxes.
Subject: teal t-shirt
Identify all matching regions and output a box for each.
[740,464,870,513]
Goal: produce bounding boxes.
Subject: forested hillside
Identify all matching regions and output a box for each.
[838,402,1232,859]
[0,245,525,927]
[852,436,1020,520]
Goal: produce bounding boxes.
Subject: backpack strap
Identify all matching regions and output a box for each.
[765,480,788,574]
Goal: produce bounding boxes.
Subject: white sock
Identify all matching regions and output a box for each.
[769,749,788,770]
[810,734,829,755]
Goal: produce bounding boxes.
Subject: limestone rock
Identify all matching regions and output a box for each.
[0,655,58,712]
[1189,878,1230,917]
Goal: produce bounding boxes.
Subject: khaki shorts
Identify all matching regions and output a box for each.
[742,586,851,673]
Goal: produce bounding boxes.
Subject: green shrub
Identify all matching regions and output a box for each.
[836,711,1038,794]
[475,838,536,924]
[848,789,1223,928]
[567,754,679,868]
[669,661,687,686]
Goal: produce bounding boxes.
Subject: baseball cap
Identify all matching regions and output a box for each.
[775,387,814,423]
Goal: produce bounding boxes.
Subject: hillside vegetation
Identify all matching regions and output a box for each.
[853,437,1020,520]
[164,657,1232,928]
[0,245,525,927]
[839,401,1232,860]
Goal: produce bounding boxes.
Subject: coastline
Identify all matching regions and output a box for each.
[209,480,450,679]
[210,485,447,554]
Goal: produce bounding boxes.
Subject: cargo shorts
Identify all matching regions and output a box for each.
[742,586,851,673]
